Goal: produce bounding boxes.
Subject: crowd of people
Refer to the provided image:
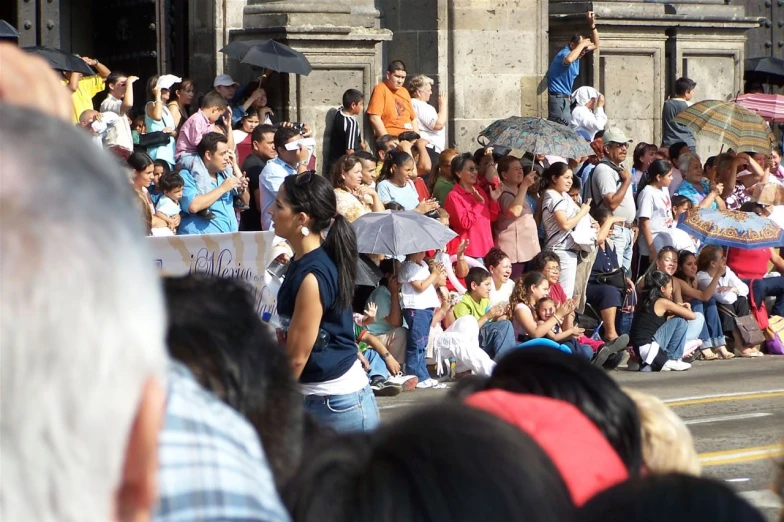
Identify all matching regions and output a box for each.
[31,28,784,395]
[2,38,784,522]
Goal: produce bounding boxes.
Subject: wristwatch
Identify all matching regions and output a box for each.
[382,352,392,359]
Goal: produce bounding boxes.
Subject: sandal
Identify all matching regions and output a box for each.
[734,348,763,358]
[716,347,735,359]
[699,349,719,361]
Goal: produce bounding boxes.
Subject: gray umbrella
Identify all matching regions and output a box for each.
[352,211,457,256]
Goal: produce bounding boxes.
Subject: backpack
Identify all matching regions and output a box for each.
[764,315,784,355]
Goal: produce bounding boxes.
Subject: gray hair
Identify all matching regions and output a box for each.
[407,74,434,97]
[0,104,167,521]
[678,151,702,175]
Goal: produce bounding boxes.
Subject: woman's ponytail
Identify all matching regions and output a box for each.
[324,213,358,310]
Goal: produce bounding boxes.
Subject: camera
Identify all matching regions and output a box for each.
[273,122,307,135]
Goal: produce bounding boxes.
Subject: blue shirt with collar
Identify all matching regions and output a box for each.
[547,46,581,95]
[154,362,291,522]
[178,168,239,235]
[260,156,298,230]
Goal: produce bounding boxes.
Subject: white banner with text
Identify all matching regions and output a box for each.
[147,231,286,316]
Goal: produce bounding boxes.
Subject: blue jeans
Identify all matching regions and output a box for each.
[364,349,390,380]
[685,312,705,347]
[479,320,517,361]
[653,317,689,360]
[563,338,594,361]
[304,385,380,433]
[690,299,725,348]
[403,308,433,381]
[611,226,634,275]
[745,276,784,316]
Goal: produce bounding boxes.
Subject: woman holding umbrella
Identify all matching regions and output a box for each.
[271,172,380,432]
[444,153,503,259]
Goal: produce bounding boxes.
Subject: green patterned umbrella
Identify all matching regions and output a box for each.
[673,100,775,154]
[478,117,594,159]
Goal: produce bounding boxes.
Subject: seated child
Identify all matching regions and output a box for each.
[175,91,229,161]
[536,297,593,362]
[154,171,184,236]
[428,260,496,377]
[355,306,417,396]
[452,267,516,361]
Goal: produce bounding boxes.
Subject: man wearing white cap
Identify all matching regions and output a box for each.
[588,127,636,273]
[570,86,606,141]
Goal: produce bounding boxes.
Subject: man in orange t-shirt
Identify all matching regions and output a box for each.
[367,60,419,138]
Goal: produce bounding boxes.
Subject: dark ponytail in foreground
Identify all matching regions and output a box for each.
[281,173,357,309]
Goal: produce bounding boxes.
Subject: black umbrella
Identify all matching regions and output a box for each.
[23,46,95,75]
[356,254,384,287]
[745,56,784,87]
[220,39,312,76]
[220,39,268,62]
[0,20,19,41]
[746,56,784,77]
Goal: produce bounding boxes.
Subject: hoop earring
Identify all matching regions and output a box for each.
[301,226,310,237]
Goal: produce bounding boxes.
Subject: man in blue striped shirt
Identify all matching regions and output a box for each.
[153,362,291,522]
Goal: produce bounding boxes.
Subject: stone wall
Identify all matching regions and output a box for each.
[550,1,761,160]
[189,0,248,95]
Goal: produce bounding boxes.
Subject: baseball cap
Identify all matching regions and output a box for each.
[603,127,633,145]
[157,74,182,90]
[214,74,240,88]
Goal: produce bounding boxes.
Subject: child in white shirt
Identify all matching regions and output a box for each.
[398,251,445,389]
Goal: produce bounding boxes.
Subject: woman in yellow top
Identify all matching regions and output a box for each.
[331,155,385,222]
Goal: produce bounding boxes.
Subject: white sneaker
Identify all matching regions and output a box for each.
[389,374,418,391]
[662,359,691,371]
[415,378,447,389]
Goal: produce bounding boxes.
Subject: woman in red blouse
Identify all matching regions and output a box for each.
[726,244,784,316]
[444,153,503,259]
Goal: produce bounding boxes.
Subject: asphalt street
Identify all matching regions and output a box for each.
[376,356,784,520]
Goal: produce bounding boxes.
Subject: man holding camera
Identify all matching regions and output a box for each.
[546,11,600,126]
[260,125,312,230]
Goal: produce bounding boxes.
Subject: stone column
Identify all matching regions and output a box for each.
[237,0,392,172]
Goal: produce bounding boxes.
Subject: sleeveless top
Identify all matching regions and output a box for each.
[276,247,357,383]
[145,101,176,166]
[630,298,668,347]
